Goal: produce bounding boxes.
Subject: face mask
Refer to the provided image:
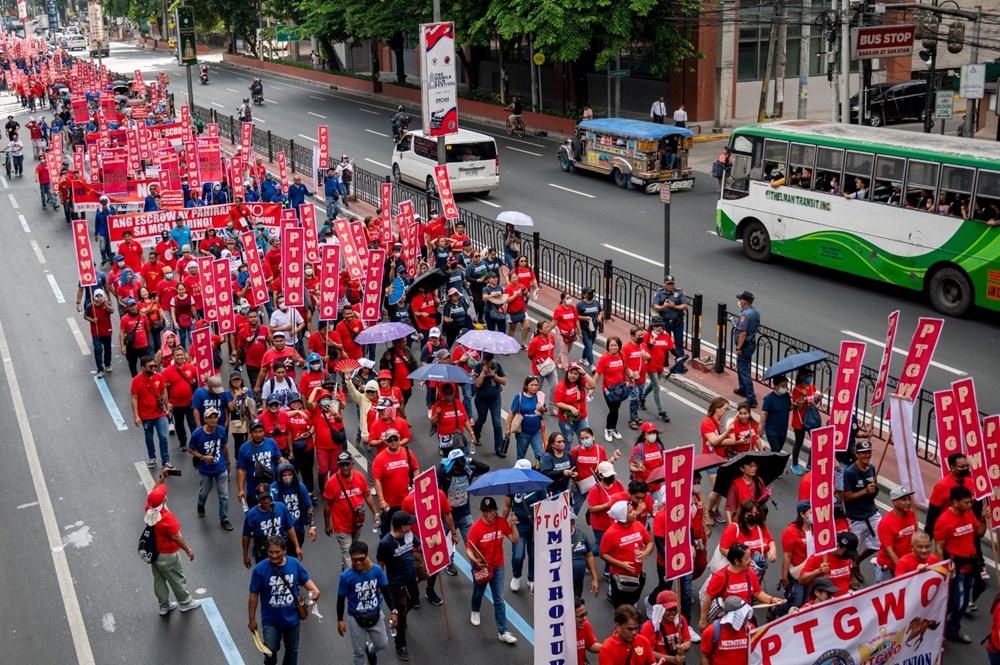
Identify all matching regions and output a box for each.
[278,304,288,312]
[804,377,814,385]
[320,399,331,408]
[777,387,788,395]
[805,514,813,525]
[116,261,125,267]
[564,298,573,306]
[282,476,293,487]
[745,514,760,525]
[958,468,972,478]
[580,437,594,449]
[645,433,657,443]
[310,363,321,371]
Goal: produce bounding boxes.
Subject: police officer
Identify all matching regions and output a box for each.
[733,290,760,407]
[651,275,688,370]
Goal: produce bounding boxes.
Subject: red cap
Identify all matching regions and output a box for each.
[656,590,678,610]
[640,421,658,434]
[147,484,168,507]
[377,369,393,380]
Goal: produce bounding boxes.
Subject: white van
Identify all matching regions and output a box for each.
[67,35,88,52]
[391,129,499,196]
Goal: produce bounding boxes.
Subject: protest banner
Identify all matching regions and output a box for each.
[300,203,319,264]
[396,213,415,277]
[125,129,139,172]
[348,219,370,269]
[197,137,223,182]
[433,165,460,220]
[88,146,100,182]
[241,121,253,158]
[184,140,200,193]
[231,153,245,201]
[361,249,386,323]
[952,378,991,500]
[984,416,1000,529]
[213,259,237,334]
[895,318,944,401]
[412,468,451,577]
[317,125,328,170]
[181,105,191,136]
[72,220,98,287]
[888,395,927,506]
[198,256,218,323]
[662,446,694,581]
[533,496,573,665]
[148,121,188,143]
[277,151,289,195]
[241,232,269,307]
[750,563,950,665]
[335,218,364,281]
[282,226,306,307]
[190,327,214,386]
[933,390,963,478]
[109,203,285,246]
[101,150,129,195]
[831,341,866,451]
[72,178,156,212]
[380,182,392,226]
[319,244,341,321]
[157,149,181,190]
[810,425,837,555]
[73,146,85,175]
[71,94,88,123]
[207,123,218,139]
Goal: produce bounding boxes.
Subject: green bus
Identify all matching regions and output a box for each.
[716,120,1000,316]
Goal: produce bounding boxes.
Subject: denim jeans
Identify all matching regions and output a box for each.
[176,326,192,350]
[510,523,534,581]
[340,180,350,202]
[663,320,685,355]
[142,416,170,464]
[627,384,643,423]
[736,343,756,403]
[642,372,665,412]
[198,471,229,520]
[39,182,57,207]
[92,335,112,372]
[558,418,589,446]
[580,330,597,367]
[473,394,504,453]
[459,382,474,418]
[261,622,301,665]
[325,196,341,221]
[98,234,112,264]
[515,431,543,462]
[471,564,508,635]
[946,569,974,635]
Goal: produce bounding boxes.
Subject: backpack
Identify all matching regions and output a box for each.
[138,524,158,564]
[708,620,723,653]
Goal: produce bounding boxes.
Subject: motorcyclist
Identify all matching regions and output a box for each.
[249,78,263,103]
[238,98,252,122]
[199,64,209,77]
[390,105,410,142]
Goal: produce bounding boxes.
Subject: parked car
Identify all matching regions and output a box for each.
[850,80,928,127]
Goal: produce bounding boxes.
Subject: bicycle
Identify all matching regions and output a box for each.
[506,116,525,138]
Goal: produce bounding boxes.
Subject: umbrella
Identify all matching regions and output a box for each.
[469,468,552,496]
[354,321,415,345]
[497,210,534,227]
[407,363,474,384]
[456,329,522,355]
[387,276,406,306]
[711,451,790,496]
[646,452,729,484]
[761,350,828,381]
[404,269,448,303]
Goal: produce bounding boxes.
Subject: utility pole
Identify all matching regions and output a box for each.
[775,0,788,118]
[963,5,981,138]
[756,6,778,122]
[840,0,851,124]
[432,0,446,169]
[797,0,812,118]
[714,0,736,132]
[615,52,621,117]
[860,1,874,124]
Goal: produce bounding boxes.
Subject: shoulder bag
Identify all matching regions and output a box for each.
[802,404,822,431]
[272,562,310,621]
[605,381,630,403]
[509,394,525,435]
[469,534,497,584]
[336,471,367,530]
[138,524,158,564]
[536,356,557,377]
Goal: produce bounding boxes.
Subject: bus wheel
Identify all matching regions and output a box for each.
[613,169,628,188]
[742,220,772,262]
[928,266,972,317]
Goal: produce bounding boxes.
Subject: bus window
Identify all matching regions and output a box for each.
[904,160,938,210]
[872,156,905,205]
[939,165,974,218]
[843,151,874,200]
[760,140,787,183]
[973,170,1000,224]
[723,153,751,200]
[814,147,843,194]
[787,144,815,188]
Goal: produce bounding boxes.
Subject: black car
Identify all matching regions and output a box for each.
[850,80,928,126]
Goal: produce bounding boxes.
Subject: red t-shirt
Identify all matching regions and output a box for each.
[731,418,759,455]
[552,304,578,333]
[312,407,345,451]
[700,416,722,455]
[894,553,941,576]
[699,622,749,665]
[149,507,181,554]
[576,619,599,665]
[140,261,166,293]
[705,565,760,605]
[117,239,144,272]
[372,447,418,507]
[599,521,651,576]
[35,162,50,185]
[639,616,691,656]
[599,633,656,665]
[336,319,364,359]
[596,352,626,387]
[929,475,965,508]
[798,471,811,501]
[162,363,198,407]
[610,491,654,524]
[587,480,625,532]
[726,476,763,515]
[411,292,439,331]
[571,443,609,483]
[780,523,810,567]
[87,303,113,337]
[801,551,853,595]
[368,417,413,455]
[934,508,980,562]
[630,441,664,490]
[238,324,270,368]
[285,408,313,447]
[512,266,536,291]
[719,523,774,558]
[401,490,452,539]
[527,334,556,374]
[131,372,168,420]
[503,283,526,314]
[433,400,469,437]
[322,470,370,533]
[121,312,150,350]
[642,331,674,373]
[876,510,917,570]
[791,384,817,430]
[260,347,299,381]
[468,517,513,569]
[621,341,647,385]
[554,380,588,422]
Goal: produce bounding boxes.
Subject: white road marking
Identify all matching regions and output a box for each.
[0,176,8,188]
[840,330,967,376]
[30,240,45,263]
[667,390,705,413]
[365,129,390,138]
[548,183,595,199]
[225,88,239,93]
[507,146,543,157]
[307,111,326,119]
[309,95,329,101]
[365,158,391,170]
[254,118,267,124]
[17,501,39,510]
[135,461,155,491]
[271,85,284,90]
[472,197,501,209]
[235,77,250,82]
[478,131,545,148]
[9,193,19,208]
[0,312,97,665]
[211,101,225,108]
[298,134,319,143]
[47,274,65,303]
[18,213,30,232]
[359,108,380,115]
[600,243,664,267]
[265,99,279,105]
[67,318,92,356]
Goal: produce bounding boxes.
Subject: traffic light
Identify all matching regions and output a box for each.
[946,21,965,54]
[915,11,939,48]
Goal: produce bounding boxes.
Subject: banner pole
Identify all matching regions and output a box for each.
[437,573,453,640]
[987,514,1000,581]
[875,430,893,478]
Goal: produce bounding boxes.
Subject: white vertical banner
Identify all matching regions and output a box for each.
[418,22,459,137]
[888,394,927,507]
[533,495,573,665]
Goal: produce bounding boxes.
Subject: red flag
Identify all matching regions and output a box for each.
[934,390,963,478]
[300,204,319,264]
[661,446,694,581]
[434,165,459,220]
[213,259,237,334]
[282,225,306,307]
[810,425,837,556]
[317,126,329,169]
[319,244,341,321]
[412,469,451,577]
[830,342,866,452]
[72,220,98,287]
[361,249,386,322]
[953,378,991,500]
[277,151,289,195]
[241,232,269,307]
[191,327,214,386]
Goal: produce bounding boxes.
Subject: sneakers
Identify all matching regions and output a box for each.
[528,582,534,594]
[967,602,979,612]
[179,599,202,612]
[446,563,458,576]
[498,632,518,644]
[689,630,702,644]
[470,611,481,626]
[604,429,613,443]
[168,421,176,433]
[639,400,648,411]
[221,520,234,531]
[179,446,187,452]
[105,366,112,373]
[709,509,726,524]
[426,589,443,606]
[396,647,410,661]
[163,462,175,471]
[365,643,378,665]
[409,596,421,610]
[790,464,805,476]
[146,458,157,469]
[946,632,972,644]
[602,570,611,582]
[159,601,178,615]
[510,576,521,592]
[197,504,206,518]
[611,429,622,440]
[96,371,104,378]
[658,411,670,423]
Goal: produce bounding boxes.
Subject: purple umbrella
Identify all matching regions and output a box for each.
[354,321,416,345]
[456,329,523,355]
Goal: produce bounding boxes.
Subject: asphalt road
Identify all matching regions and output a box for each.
[0,44,992,665]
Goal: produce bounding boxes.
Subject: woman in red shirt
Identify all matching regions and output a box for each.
[553,363,596,445]
[724,459,768,522]
[717,499,776,579]
[431,384,476,454]
[701,396,736,523]
[409,286,440,342]
[697,542,782,633]
[551,292,581,370]
[594,336,628,443]
[170,281,196,350]
[527,321,558,408]
[630,422,665,497]
[790,368,822,475]
[730,402,763,455]
[779,500,813,615]
[283,394,316,495]
[511,255,539,294]
[200,228,224,256]
[504,276,529,348]
[312,390,347,487]
[137,286,165,350]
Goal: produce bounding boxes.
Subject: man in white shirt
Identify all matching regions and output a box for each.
[650,97,666,124]
[672,105,688,128]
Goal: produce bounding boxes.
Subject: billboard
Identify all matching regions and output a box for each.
[419,22,458,137]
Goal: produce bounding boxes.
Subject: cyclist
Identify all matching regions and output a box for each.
[505,96,523,130]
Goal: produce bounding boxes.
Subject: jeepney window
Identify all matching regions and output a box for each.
[939,165,974,218]
[973,170,1000,224]
[871,156,905,206]
[843,151,874,199]
[813,147,843,194]
[787,143,815,189]
[759,139,787,183]
[903,160,938,211]
[723,153,751,200]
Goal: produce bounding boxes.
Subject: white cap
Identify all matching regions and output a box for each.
[429,326,441,338]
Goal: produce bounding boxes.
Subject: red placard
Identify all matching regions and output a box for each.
[319,244,341,321]
[72,220,98,287]
[71,94,88,123]
[810,425,837,555]
[198,256,218,323]
[952,378,991,501]
[985,416,1000,530]
[895,318,944,401]
[180,105,191,136]
[73,147,85,176]
[197,138,223,182]
[380,182,392,226]
[157,149,181,190]
[282,226,306,307]
[241,232,269,307]
[412,468,451,577]
[317,125,329,170]
[276,151,289,195]
[661,446,694,582]
[300,204,319,264]
[870,310,900,407]
[433,165,459,220]
[348,219,370,269]
[184,140,200,193]
[241,122,253,159]
[157,169,170,193]
[191,327,214,386]
[125,129,139,172]
[137,126,153,165]
[396,213,414,277]
[207,123,218,139]
[213,259,237,334]
[934,389,963,478]
[361,249,386,322]
[131,105,148,120]
[830,341,866,451]
[335,219,364,281]
[102,150,128,194]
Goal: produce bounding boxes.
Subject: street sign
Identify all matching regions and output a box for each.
[610,69,630,78]
[275,24,301,43]
[532,52,545,66]
[935,91,954,120]
[660,187,671,204]
[175,6,196,65]
[960,64,985,100]
[851,25,915,60]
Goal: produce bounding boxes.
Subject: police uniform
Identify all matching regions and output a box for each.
[733,291,760,404]
[652,277,686,356]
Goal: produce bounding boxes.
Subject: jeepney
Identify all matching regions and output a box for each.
[557,118,695,192]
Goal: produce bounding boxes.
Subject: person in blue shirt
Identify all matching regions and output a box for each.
[759,375,792,452]
[323,167,341,220]
[575,287,603,371]
[237,420,286,509]
[248,535,320,665]
[143,183,160,212]
[93,197,116,266]
[376,511,424,661]
[188,406,232,529]
[209,183,228,205]
[243,484,301,566]
[192,375,233,430]
[287,176,313,216]
[244,182,260,203]
[270,463,316,549]
[170,216,192,250]
[337,541,397,665]
[260,172,278,202]
[733,290,760,407]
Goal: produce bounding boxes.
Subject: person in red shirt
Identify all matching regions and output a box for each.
[307,320,342,367]
[799,531,859,596]
[297,353,327,402]
[511,255,539,294]
[84,289,115,377]
[551,291,582,369]
[117,229,145,273]
[237,310,270,389]
[588,462,626,576]
[895,531,941,575]
[162,346,198,451]
[934,485,987,642]
[527,321,558,405]
[372,432,419,535]
[639,316,674,424]
[430,384,476,454]
[368,406,413,456]
[630,421,665,497]
[620,327,650,430]
[599,605,656,665]
[311,385,347,484]
[284,394,316,494]
[259,396,291,453]
[730,403,763,456]
[700,397,736,522]
[699,596,753,665]
[779,500,813,613]
[575,598,602,665]
[503,276,529,348]
[466,496,519,643]
[155,231,180,269]
[409,286,440,341]
[572,430,621,495]
[140,251,166,296]
[143,478,201,614]
[375,369,405,411]
[35,159,58,209]
[640,590,691,664]
[925,452,972,539]
[698,542,781,633]
[131,355,172,469]
[725,459,767,522]
[322,451,379,569]
[599,500,653,608]
[401,486,457,607]
[336,306,365,360]
[718,500,776,569]
[595,336,629,443]
[255,335,304,395]
[553,363,597,445]
[876,486,917,581]
[121,298,152,376]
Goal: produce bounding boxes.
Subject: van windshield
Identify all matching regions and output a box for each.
[446,141,497,164]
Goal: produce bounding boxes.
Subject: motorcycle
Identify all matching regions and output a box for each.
[251,92,264,106]
[199,71,209,85]
[392,116,411,143]
[238,106,252,123]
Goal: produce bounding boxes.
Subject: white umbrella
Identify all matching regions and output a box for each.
[497,210,534,227]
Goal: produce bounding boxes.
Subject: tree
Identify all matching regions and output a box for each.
[294,0,349,69]
[344,0,424,83]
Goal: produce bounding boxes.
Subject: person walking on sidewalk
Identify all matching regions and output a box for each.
[143,474,202,616]
[732,291,759,408]
[650,96,667,124]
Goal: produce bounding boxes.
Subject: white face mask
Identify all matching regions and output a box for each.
[564,298,573,306]
[645,433,657,443]
[278,304,288,311]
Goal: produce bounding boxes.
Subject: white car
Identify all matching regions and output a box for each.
[66,35,88,52]
[391,128,500,196]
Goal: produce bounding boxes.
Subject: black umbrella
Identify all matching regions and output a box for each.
[712,451,789,496]
[404,269,448,303]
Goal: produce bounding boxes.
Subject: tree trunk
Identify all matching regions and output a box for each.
[370,39,381,80]
[319,37,340,71]
[389,34,406,84]
[572,42,599,107]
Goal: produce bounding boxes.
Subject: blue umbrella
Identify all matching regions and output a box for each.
[456,329,522,355]
[354,321,415,345]
[407,363,474,384]
[761,350,829,381]
[468,468,552,496]
[387,276,406,306]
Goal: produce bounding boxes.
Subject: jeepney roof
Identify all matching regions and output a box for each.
[577,118,694,141]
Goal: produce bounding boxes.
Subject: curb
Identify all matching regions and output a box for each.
[692,133,730,144]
